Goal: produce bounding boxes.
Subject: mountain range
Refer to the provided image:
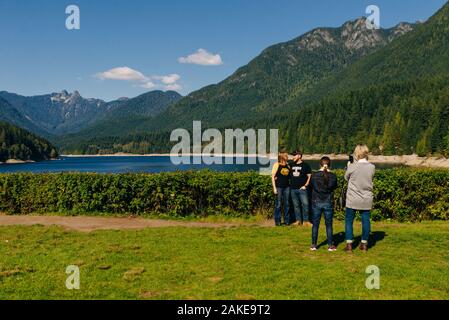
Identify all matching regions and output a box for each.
[55,15,420,154]
[0,90,182,136]
[1,1,449,156]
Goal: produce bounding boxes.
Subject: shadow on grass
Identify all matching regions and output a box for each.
[316,231,387,250]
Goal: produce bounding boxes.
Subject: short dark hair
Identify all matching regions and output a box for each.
[291,150,303,156]
[320,156,331,168]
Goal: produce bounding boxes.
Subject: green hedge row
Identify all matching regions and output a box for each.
[0,169,447,221]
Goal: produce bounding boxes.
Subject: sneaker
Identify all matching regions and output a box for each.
[344,243,353,252]
[359,243,368,252]
[328,245,337,252]
[310,245,317,251]
[291,221,301,226]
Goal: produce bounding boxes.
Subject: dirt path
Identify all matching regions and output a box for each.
[0,215,272,232]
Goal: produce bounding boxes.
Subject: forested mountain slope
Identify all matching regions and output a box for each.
[0,121,58,162]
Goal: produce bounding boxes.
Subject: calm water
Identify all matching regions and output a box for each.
[0,156,401,174]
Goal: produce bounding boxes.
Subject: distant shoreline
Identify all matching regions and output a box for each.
[61,153,265,158]
[0,158,59,165]
[60,153,449,168]
[0,159,36,164]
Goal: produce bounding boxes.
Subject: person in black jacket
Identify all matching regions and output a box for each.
[310,157,338,252]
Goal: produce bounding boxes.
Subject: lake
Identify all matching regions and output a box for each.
[0,156,401,174]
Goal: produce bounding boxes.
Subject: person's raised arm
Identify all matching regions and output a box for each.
[329,173,338,191]
[344,163,354,181]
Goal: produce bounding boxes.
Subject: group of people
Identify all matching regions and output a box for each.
[271,145,375,252]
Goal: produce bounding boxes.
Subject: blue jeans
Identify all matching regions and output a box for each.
[291,189,310,223]
[311,201,333,246]
[345,208,371,243]
[274,187,290,225]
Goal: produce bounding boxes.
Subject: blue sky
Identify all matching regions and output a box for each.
[0,0,446,101]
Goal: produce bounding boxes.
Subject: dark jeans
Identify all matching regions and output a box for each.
[274,187,290,225]
[291,189,309,223]
[345,208,371,242]
[311,201,333,246]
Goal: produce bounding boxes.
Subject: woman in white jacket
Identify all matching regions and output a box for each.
[344,145,375,252]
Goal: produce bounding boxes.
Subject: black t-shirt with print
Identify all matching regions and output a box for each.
[273,163,291,188]
[289,160,312,189]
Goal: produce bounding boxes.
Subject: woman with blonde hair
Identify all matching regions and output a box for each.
[271,151,291,226]
[344,145,375,252]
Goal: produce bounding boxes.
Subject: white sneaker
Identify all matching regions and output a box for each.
[310,246,317,251]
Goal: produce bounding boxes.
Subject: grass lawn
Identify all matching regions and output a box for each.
[0,220,448,300]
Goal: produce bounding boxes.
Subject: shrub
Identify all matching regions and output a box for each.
[0,169,447,221]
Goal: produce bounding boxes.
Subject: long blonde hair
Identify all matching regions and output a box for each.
[278,152,288,165]
[354,144,369,161]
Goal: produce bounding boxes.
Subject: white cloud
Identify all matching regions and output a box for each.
[95,67,182,92]
[178,49,223,66]
[140,81,157,89]
[153,74,181,85]
[163,83,182,91]
[95,67,149,82]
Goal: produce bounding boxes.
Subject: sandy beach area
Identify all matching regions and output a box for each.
[2,159,36,164]
[302,154,449,168]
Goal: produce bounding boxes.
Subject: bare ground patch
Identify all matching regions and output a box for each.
[0,215,272,232]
